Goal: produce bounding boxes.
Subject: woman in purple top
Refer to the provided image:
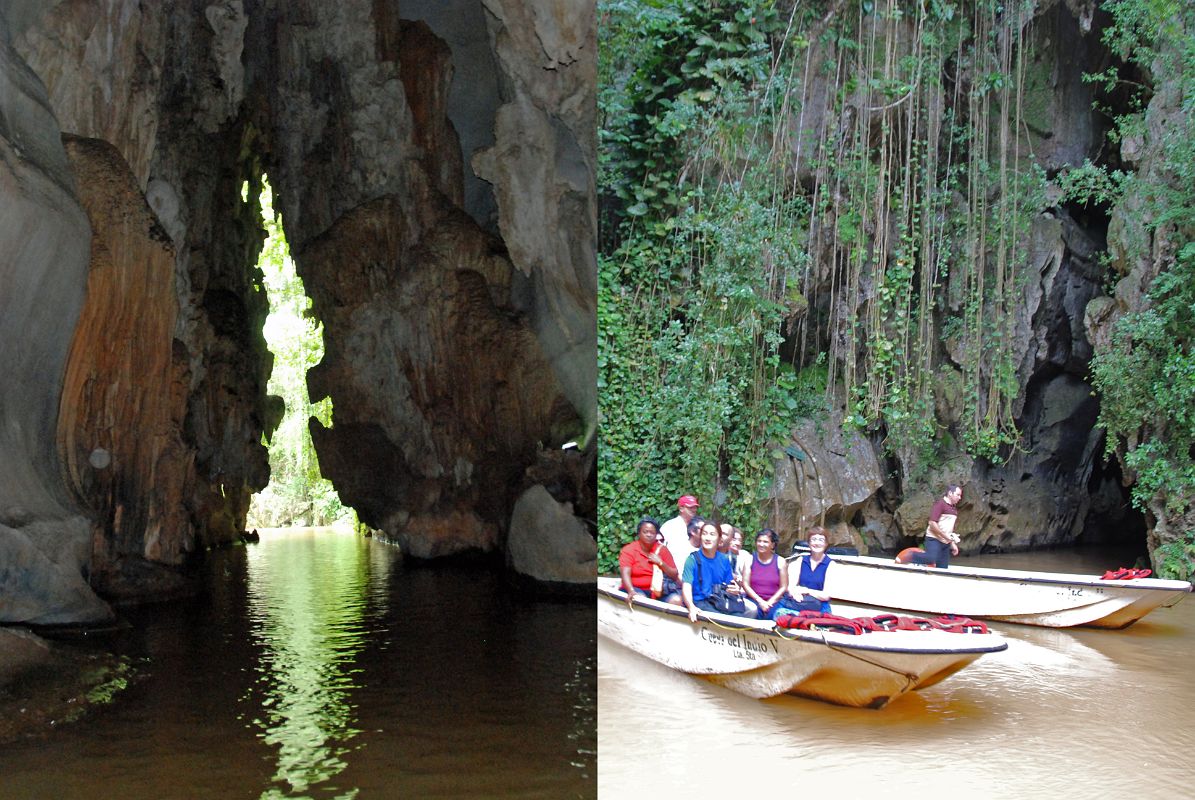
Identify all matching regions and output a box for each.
[742,528,787,619]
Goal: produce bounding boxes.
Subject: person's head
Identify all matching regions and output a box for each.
[687,516,705,543]
[718,523,734,552]
[807,526,828,553]
[635,517,660,547]
[699,521,721,553]
[729,528,744,554]
[677,495,700,523]
[755,528,778,556]
[944,484,963,504]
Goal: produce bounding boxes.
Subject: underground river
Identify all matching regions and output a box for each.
[0,528,595,799]
[598,546,1195,798]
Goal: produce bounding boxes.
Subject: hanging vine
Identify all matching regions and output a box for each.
[598,0,1052,570]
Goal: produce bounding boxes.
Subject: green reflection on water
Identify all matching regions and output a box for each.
[244,528,383,799]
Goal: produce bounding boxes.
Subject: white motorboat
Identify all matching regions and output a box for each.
[596,577,1008,708]
[798,550,1192,628]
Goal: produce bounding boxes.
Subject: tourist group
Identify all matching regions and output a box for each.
[617,495,835,624]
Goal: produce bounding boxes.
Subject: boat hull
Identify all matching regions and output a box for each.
[812,554,1192,628]
[597,578,1006,708]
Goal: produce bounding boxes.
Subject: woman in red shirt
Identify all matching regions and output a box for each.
[618,518,680,608]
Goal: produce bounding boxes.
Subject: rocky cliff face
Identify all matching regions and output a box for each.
[1083,17,1192,566]
[764,0,1153,557]
[0,22,110,625]
[0,0,595,623]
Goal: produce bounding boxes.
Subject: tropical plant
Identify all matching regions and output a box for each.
[598,0,1055,571]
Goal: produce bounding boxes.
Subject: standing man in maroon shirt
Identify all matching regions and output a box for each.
[924,484,963,569]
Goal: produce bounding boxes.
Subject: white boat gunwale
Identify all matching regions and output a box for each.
[596,578,1008,657]
[792,548,1194,593]
[786,548,1191,628]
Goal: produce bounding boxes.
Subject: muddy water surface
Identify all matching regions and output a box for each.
[598,547,1195,798]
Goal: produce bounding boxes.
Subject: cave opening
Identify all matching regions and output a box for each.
[1078,436,1148,549]
[245,174,349,530]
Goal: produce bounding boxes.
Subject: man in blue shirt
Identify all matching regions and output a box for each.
[682,520,742,621]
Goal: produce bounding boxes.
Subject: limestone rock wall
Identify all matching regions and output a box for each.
[796,200,1134,556]
[0,0,596,617]
[766,417,884,552]
[473,0,597,442]
[258,0,594,564]
[301,195,563,558]
[768,0,1147,557]
[1085,22,1192,564]
[58,135,194,591]
[0,27,111,623]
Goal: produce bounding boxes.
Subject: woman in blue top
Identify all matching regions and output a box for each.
[786,526,834,614]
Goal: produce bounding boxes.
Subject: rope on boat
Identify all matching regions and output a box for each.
[619,587,959,695]
[821,637,921,694]
[621,588,760,633]
[700,614,758,633]
[774,625,920,687]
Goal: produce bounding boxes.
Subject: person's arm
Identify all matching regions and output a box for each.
[683,581,698,622]
[619,564,636,608]
[766,558,789,609]
[940,512,962,550]
[652,546,679,582]
[785,556,803,595]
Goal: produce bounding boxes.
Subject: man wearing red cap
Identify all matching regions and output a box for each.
[660,495,699,566]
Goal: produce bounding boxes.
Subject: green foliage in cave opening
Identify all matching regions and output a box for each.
[247,176,352,529]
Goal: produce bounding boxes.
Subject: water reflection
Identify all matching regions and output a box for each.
[0,527,595,799]
[244,528,377,798]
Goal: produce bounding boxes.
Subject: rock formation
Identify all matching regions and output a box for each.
[507,484,597,589]
[767,419,883,552]
[0,20,111,624]
[763,0,1156,558]
[0,0,596,623]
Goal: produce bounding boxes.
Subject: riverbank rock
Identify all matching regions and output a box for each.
[507,485,596,589]
[767,418,884,552]
[0,627,131,745]
[0,521,113,626]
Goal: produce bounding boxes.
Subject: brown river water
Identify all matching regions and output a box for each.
[0,528,596,799]
[598,547,1195,799]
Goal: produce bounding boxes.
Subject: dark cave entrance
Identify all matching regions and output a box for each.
[1077,438,1148,548]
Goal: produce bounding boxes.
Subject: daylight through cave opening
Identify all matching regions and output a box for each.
[245,174,348,529]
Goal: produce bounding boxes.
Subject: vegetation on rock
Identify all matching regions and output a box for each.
[1073,0,1195,578]
[598,0,1194,576]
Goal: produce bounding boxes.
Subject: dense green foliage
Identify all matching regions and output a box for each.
[1073,0,1195,577]
[247,178,350,529]
[598,1,809,569]
[598,0,1051,571]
